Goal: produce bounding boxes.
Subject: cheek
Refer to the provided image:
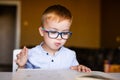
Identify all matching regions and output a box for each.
[43,34,49,40]
[61,40,67,45]
[42,31,50,38]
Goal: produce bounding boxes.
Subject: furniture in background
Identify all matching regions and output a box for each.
[12,49,21,72]
[69,47,120,72]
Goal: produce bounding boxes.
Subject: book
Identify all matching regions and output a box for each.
[75,71,117,80]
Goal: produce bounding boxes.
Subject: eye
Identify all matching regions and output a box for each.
[62,32,70,35]
[49,31,58,34]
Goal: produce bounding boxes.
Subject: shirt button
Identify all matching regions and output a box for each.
[51,60,54,62]
[46,53,48,55]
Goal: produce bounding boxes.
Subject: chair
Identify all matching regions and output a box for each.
[109,64,120,72]
[12,49,21,72]
[104,60,120,72]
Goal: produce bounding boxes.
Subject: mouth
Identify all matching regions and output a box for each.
[55,42,61,47]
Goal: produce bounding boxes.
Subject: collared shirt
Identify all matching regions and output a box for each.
[25,43,79,69]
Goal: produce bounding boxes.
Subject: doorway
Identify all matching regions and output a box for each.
[0,1,21,71]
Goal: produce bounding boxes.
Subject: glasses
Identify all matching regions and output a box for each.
[42,27,72,40]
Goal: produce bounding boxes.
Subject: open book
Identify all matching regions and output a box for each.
[75,71,117,80]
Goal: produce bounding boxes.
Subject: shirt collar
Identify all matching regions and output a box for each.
[39,42,47,54]
[39,42,63,56]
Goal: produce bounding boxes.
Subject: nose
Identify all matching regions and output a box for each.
[56,33,62,40]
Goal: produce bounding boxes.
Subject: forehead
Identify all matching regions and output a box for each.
[43,13,72,30]
[45,19,71,31]
[43,12,72,22]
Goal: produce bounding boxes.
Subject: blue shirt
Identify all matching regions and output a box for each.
[25,43,79,69]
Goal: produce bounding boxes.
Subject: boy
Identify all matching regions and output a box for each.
[16,4,91,72]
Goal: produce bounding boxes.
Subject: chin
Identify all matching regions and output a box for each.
[53,47,61,51]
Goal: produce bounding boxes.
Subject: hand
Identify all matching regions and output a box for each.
[70,65,91,72]
[16,46,28,68]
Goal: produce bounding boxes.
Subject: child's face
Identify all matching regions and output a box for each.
[39,19,72,52]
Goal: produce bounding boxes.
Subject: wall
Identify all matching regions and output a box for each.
[101,0,120,48]
[20,0,101,48]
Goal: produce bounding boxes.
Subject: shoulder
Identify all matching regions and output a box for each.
[28,45,42,56]
[29,45,40,52]
[61,46,76,55]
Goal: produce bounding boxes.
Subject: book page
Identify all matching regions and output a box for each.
[76,71,117,80]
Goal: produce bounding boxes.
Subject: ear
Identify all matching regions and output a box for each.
[39,27,44,36]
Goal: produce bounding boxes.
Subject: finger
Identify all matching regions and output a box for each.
[24,46,28,56]
[22,46,28,56]
[82,67,87,72]
[77,65,88,72]
[80,65,91,72]
[15,58,20,65]
[86,68,91,72]
[81,65,87,72]
[16,53,21,59]
[21,47,25,55]
[77,65,83,72]
[70,66,78,70]
[20,47,26,56]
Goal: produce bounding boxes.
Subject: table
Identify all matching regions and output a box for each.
[0,69,120,80]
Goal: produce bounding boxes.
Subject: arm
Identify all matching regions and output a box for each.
[16,46,28,69]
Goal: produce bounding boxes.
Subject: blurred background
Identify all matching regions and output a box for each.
[0,0,120,72]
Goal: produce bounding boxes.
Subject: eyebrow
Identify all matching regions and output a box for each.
[47,28,70,32]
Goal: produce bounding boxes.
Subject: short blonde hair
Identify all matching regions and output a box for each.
[41,4,72,26]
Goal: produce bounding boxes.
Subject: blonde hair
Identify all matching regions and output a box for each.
[41,4,72,26]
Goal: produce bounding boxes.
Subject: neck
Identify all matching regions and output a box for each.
[42,43,58,55]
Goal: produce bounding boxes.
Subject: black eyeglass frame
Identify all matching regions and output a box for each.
[42,27,72,40]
